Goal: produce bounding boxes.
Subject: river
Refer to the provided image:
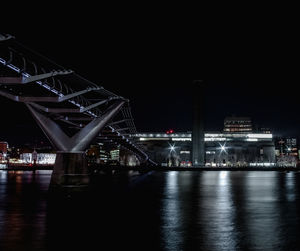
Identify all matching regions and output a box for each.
[1,170,300,250]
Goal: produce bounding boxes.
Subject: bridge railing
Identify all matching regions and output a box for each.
[0,33,155,165]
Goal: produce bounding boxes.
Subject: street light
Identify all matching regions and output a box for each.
[168,142,176,153]
[218,143,227,154]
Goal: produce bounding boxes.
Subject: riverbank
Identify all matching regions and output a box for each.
[0,165,53,171]
[94,166,300,172]
[1,165,299,172]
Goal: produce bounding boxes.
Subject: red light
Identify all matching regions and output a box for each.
[166,129,174,134]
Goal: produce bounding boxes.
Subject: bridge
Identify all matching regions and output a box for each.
[0,33,156,191]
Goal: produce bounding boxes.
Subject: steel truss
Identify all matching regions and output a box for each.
[0,33,155,165]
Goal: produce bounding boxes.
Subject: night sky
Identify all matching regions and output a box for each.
[1,25,299,146]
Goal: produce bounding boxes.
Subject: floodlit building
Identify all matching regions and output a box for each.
[275,137,299,166]
[132,117,276,167]
[20,153,56,164]
[223,117,253,133]
[205,132,275,167]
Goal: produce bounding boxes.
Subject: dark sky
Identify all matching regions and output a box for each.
[1,24,299,146]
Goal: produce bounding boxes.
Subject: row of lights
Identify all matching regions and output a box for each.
[0,57,152,162]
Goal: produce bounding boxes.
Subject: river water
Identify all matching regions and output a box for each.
[1,170,300,250]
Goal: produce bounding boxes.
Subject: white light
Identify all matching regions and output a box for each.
[7,64,20,72]
[206,151,216,154]
[0,59,100,116]
[180,151,190,154]
[205,133,225,137]
[168,143,176,153]
[218,143,227,153]
[249,163,276,167]
[205,138,227,142]
[247,133,272,139]
[172,138,192,141]
[139,138,169,141]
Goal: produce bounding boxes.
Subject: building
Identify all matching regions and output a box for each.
[0,141,8,153]
[132,117,276,167]
[205,132,275,167]
[0,141,8,160]
[85,143,140,166]
[133,131,275,167]
[20,152,56,164]
[275,137,298,157]
[223,117,252,132]
[275,137,299,166]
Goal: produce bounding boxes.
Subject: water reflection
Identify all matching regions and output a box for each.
[284,172,296,202]
[214,171,237,250]
[196,171,238,251]
[0,171,50,250]
[161,172,182,251]
[2,171,300,250]
[161,171,300,250]
[243,172,281,249]
[0,164,7,169]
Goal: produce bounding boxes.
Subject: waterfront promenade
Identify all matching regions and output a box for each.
[1,163,299,172]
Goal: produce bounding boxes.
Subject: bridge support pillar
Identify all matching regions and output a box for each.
[25,100,125,193]
[50,152,90,193]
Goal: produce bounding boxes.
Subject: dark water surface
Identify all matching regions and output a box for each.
[1,170,300,251]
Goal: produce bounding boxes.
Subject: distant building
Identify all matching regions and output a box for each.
[86,143,112,164]
[110,149,120,162]
[0,141,8,160]
[223,117,252,133]
[132,117,276,167]
[0,141,8,153]
[20,153,56,164]
[275,137,299,166]
[275,137,298,156]
[85,143,140,166]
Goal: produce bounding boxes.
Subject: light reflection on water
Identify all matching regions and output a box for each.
[0,170,51,250]
[1,170,300,250]
[213,171,237,250]
[161,172,182,251]
[194,171,238,251]
[243,172,281,250]
[0,164,7,169]
[160,171,300,251]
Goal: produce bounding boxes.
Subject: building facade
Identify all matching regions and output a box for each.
[133,131,275,167]
[275,137,299,167]
[132,116,276,167]
[20,153,56,164]
[223,117,253,133]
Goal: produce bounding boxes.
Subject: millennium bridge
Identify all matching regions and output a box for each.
[0,33,156,191]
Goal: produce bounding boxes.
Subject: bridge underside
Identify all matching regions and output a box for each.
[0,34,156,192]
